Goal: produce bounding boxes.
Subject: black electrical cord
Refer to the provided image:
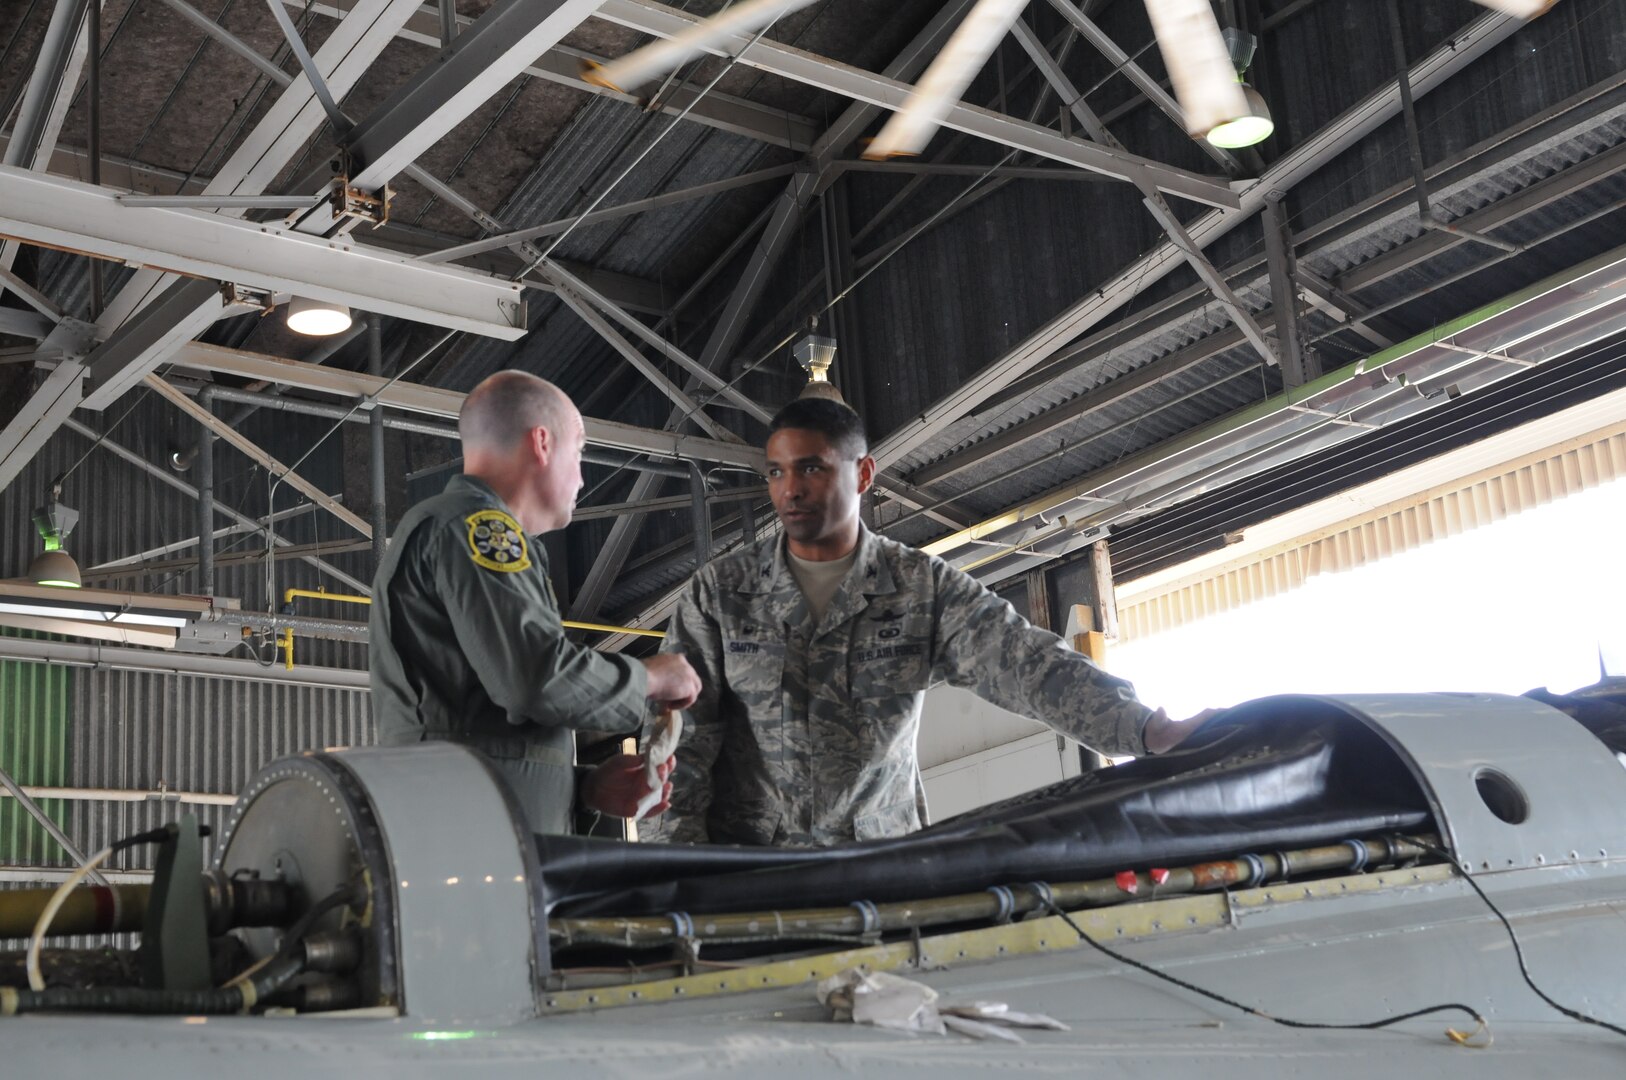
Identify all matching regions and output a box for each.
[1036,896,1491,1046]
[1409,840,1626,1041]
[3,955,305,1017]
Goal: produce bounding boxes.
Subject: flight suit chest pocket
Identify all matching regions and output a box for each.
[848,613,931,698]
[722,633,785,703]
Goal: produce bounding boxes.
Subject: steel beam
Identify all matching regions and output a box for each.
[0,0,93,299]
[0,307,55,340]
[0,165,527,339]
[567,172,815,618]
[1010,21,1279,367]
[0,763,109,886]
[285,0,820,151]
[1295,269,1396,350]
[2,0,90,169]
[0,361,84,495]
[0,265,64,320]
[293,0,604,222]
[595,0,1240,211]
[61,418,370,593]
[870,9,1524,472]
[82,277,257,403]
[423,165,800,263]
[835,160,1112,182]
[540,261,774,424]
[165,342,766,469]
[1261,194,1311,388]
[96,0,423,333]
[554,290,737,441]
[145,373,373,538]
[90,504,319,572]
[902,93,1614,492]
[570,5,983,615]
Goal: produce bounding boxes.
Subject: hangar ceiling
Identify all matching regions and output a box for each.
[1,0,1623,651]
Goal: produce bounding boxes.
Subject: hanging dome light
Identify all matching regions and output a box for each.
[286,296,354,336]
[1206,84,1275,148]
[29,494,82,588]
[28,548,82,589]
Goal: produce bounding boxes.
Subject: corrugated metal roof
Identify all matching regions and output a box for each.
[887,99,1626,485]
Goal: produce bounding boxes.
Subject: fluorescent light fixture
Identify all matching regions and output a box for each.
[582,0,822,93]
[0,601,189,628]
[1142,0,1252,142]
[286,296,353,336]
[0,583,210,651]
[864,0,1032,160]
[1469,0,1556,16]
[1205,84,1274,148]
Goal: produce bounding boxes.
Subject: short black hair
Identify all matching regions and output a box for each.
[768,398,868,458]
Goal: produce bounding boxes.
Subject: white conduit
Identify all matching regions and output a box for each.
[0,786,236,807]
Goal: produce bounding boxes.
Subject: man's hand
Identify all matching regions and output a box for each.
[1142,707,1222,755]
[581,753,674,819]
[641,653,702,711]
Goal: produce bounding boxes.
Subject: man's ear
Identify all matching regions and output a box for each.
[855,454,877,495]
[530,424,553,467]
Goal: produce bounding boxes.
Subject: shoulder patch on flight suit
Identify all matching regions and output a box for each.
[465,509,531,572]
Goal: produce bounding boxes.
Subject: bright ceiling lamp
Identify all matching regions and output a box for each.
[29,490,81,588]
[1141,0,1272,149]
[582,0,822,93]
[863,0,1032,160]
[792,333,845,403]
[1468,0,1557,16]
[286,296,353,336]
[1205,82,1274,149]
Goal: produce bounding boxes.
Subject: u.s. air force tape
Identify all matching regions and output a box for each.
[465,508,531,572]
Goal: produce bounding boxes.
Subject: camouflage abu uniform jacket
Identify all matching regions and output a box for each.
[370,474,647,834]
[648,527,1153,847]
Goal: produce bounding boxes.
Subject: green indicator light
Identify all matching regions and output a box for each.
[410,1031,486,1041]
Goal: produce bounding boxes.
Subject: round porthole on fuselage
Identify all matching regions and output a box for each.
[1474,767,1530,825]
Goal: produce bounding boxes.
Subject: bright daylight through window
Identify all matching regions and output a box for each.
[1111,477,1626,719]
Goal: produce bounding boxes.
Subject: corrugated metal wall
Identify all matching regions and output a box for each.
[63,670,372,873]
[0,664,370,875]
[0,649,70,865]
[0,378,372,875]
[1119,425,1626,642]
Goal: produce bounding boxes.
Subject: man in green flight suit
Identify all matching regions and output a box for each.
[648,398,1213,847]
[371,370,701,834]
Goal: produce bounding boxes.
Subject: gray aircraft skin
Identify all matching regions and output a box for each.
[6,691,1626,1074]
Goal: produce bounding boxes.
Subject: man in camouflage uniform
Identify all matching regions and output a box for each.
[649,398,1207,847]
[371,371,701,835]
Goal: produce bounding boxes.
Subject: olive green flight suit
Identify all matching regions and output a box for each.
[370,474,647,834]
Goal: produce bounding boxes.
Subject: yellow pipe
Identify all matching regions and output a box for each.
[284,587,372,608]
[279,628,294,671]
[281,587,661,639]
[563,620,664,639]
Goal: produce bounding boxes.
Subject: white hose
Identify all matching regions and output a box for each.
[27,845,116,991]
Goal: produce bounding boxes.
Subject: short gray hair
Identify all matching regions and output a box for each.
[459,370,571,453]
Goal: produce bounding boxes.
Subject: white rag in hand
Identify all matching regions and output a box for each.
[635,709,683,820]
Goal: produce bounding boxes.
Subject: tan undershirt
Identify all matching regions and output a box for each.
[787,546,859,624]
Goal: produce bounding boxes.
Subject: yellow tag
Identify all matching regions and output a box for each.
[465,509,531,573]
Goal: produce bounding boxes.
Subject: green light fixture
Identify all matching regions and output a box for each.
[29,484,82,589]
[1204,28,1274,150]
[1206,84,1275,149]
